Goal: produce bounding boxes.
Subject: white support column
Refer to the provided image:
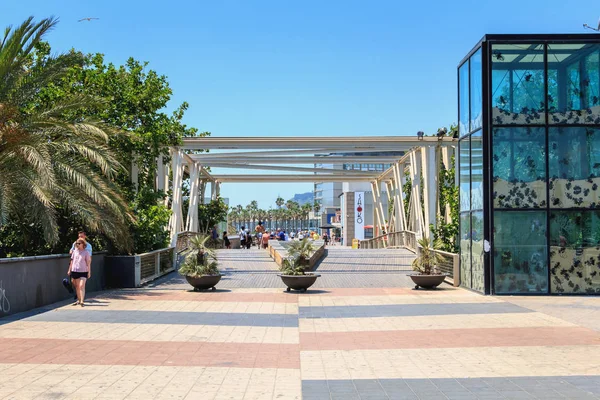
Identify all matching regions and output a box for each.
[163,162,170,207]
[441,145,452,224]
[374,180,388,238]
[392,163,406,232]
[421,145,439,240]
[131,158,139,193]
[370,182,384,240]
[186,162,200,232]
[216,181,221,198]
[156,153,166,192]
[385,181,394,230]
[210,181,217,201]
[409,150,425,239]
[169,149,184,247]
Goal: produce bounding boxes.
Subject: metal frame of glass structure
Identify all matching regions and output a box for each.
[458,34,600,295]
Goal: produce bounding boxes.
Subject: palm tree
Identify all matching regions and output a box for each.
[301,203,312,230]
[248,200,258,231]
[0,17,133,249]
[276,196,284,209]
[313,200,321,215]
[256,208,267,229]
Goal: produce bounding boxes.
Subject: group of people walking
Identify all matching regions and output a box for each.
[233,222,334,248]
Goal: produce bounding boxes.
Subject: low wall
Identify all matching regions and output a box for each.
[268,240,326,270]
[105,247,175,288]
[0,252,106,318]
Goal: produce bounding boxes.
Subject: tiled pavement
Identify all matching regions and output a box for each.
[0,249,599,399]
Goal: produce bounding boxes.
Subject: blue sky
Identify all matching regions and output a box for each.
[3,0,598,209]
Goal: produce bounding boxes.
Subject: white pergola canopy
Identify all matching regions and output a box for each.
[164,135,457,246]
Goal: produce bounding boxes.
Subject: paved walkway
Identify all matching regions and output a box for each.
[0,249,599,399]
[168,248,416,289]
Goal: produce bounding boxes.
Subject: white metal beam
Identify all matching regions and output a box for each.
[212,174,376,183]
[182,136,456,150]
[190,155,403,165]
[409,150,424,239]
[197,162,376,174]
[196,148,398,158]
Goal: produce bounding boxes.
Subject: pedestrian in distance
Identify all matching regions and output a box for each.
[68,238,92,306]
[223,231,231,249]
[239,226,246,249]
[245,229,252,249]
[68,231,92,300]
[70,231,93,256]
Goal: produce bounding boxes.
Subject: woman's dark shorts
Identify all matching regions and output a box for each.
[71,271,88,280]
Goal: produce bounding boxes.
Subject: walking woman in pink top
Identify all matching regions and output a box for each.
[68,238,92,307]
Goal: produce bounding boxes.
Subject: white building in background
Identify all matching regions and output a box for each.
[314,152,402,245]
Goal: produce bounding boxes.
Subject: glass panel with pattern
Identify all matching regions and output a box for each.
[491,44,545,125]
[493,127,546,209]
[459,136,471,212]
[471,131,483,210]
[548,44,600,124]
[471,211,485,292]
[493,211,548,294]
[549,127,600,209]
[459,62,470,136]
[549,211,600,294]
[460,212,472,288]
[470,49,483,131]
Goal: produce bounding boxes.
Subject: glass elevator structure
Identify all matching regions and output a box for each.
[458,34,600,294]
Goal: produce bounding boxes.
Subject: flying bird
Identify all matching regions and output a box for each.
[78,17,99,22]
[583,17,600,31]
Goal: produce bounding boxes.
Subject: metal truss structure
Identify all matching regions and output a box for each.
[164,136,457,246]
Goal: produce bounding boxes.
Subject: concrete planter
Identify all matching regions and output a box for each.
[409,274,447,290]
[185,275,222,291]
[278,274,321,292]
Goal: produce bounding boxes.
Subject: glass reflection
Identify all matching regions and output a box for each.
[493,127,546,208]
[494,211,548,294]
[459,137,470,212]
[470,50,483,131]
[471,211,485,292]
[549,127,600,209]
[471,131,483,210]
[459,62,469,136]
[548,44,600,124]
[460,212,472,288]
[491,44,545,125]
[550,211,600,294]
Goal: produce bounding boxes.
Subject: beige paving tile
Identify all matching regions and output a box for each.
[0,322,299,344]
[298,312,576,332]
[297,293,501,307]
[303,345,600,379]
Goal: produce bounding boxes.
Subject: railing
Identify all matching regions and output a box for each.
[137,247,175,284]
[360,231,459,286]
[360,231,417,252]
[430,248,460,287]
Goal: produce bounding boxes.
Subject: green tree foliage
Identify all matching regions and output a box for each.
[130,188,171,252]
[0,16,133,251]
[197,197,228,234]
[431,153,459,252]
[1,16,208,256]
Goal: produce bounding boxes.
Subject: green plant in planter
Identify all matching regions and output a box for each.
[412,237,445,275]
[178,235,220,277]
[280,257,305,276]
[280,239,315,275]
